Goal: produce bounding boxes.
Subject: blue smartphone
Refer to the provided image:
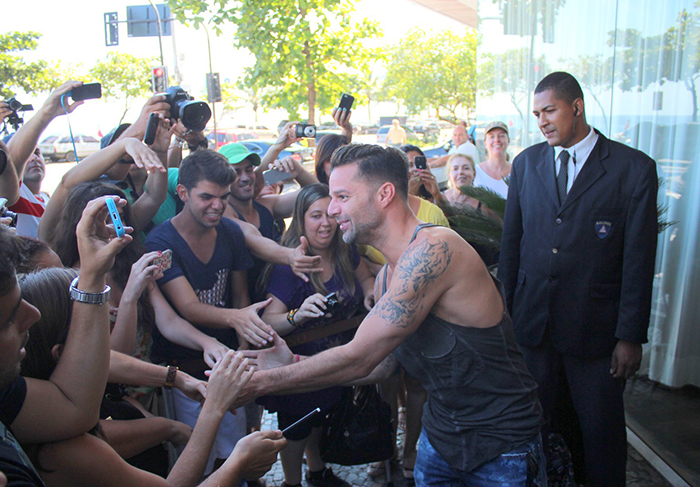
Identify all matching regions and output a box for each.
[105,198,125,238]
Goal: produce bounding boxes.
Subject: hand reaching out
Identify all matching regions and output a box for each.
[123,138,166,174]
[228,298,275,347]
[240,332,295,371]
[205,351,254,414]
[289,236,323,282]
[228,430,287,481]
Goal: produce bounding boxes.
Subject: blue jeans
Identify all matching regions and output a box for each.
[414,429,547,486]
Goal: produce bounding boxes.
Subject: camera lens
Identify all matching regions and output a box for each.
[8,99,22,111]
[179,102,212,132]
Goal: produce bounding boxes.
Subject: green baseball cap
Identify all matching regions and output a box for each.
[218,142,261,166]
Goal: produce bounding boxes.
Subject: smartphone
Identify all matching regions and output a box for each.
[143,112,160,145]
[153,249,173,272]
[324,292,339,311]
[263,168,292,186]
[70,83,102,102]
[338,94,354,111]
[105,198,125,238]
[282,408,321,436]
[414,155,427,170]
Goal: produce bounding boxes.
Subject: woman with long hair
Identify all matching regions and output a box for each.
[258,183,374,487]
[443,153,483,209]
[19,267,284,487]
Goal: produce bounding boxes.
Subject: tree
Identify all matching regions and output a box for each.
[0,32,60,98]
[88,52,155,124]
[479,48,548,142]
[383,29,478,123]
[562,54,613,133]
[611,7,700,121]
[170,0,381,124]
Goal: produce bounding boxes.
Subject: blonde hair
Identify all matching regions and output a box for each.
[447,153,476,171]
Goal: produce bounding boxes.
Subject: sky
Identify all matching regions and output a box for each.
[0,0,466,137]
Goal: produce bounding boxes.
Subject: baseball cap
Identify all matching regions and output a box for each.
[484,121,509,136]
[100,123,132,149]
[218,143,261,167]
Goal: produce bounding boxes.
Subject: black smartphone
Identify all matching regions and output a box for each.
[282,408,321,436]
[338,94,354,111]
[143,113,160,145]
[70,83,102,101]
[414,155,427,170]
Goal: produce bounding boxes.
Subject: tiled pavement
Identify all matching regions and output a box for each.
[259,411,671,487]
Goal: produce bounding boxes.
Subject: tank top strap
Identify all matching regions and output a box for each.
[380,223,438,296]
[409,222,438,244]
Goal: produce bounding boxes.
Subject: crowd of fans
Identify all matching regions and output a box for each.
[0,79,509,487]
[2,71,654,487]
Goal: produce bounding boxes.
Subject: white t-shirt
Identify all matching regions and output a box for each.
[473,165,509,199]
[449,141,479,163]
[8,183,49,238]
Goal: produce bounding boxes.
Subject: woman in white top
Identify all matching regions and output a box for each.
[473,121,511,198]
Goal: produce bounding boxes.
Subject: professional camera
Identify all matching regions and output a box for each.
[3,98,34,130]
[163,86,211,132]
[0,198,18,228]
[295,123,316,138]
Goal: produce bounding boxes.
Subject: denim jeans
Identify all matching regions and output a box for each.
[414,429,548,486]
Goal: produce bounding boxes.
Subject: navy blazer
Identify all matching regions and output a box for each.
[498,130,658,358]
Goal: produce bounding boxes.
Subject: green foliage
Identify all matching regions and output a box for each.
[0,32,60,98]
[611,8,700,121]
[384,29,478,123]
[169,0,381,123]
[441,202,503,251]
[88,52,155,124]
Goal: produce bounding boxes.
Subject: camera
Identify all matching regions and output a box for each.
[295,124,316,138]
[0,197,18,228]
[325,292,339,311]
[3,97,34,130]
[162,86,211,132]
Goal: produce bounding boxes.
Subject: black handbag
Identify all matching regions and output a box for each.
[320,385,395,466]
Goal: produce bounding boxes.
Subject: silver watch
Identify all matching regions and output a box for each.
[69,276,111,305]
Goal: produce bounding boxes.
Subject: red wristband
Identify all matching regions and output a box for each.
[294,354,300,363]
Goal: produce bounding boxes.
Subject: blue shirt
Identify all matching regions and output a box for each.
[145,217,253,373]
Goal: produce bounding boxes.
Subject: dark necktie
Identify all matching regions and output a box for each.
[557,150,570,205]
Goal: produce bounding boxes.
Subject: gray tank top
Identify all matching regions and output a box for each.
[384,223,542,473]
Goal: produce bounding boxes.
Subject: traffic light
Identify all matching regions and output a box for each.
[152,66,168,93]
[206,72,222,103]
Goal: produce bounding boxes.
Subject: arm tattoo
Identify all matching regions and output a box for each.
[373,237,452,328]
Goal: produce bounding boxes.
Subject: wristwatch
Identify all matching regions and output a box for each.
[69,276,111,305]
[164,365,178,389]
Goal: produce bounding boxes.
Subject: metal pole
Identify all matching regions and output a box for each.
[203,24,217,140]
[148,0,165,66]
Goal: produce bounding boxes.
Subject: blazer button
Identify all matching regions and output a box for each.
[556,218,562,224]
[552,248,559,254]
[549,277,556,283]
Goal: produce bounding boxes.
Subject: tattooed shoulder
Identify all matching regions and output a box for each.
[372,234,453,328]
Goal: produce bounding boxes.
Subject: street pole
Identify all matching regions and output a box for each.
[148,0,165,66]
[203,24,217,140]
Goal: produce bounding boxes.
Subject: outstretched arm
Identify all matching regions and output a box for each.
[240,229,456,403]
[14,197,134,443]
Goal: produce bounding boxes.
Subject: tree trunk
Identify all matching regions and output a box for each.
[685,75,698,123]
[589,90,609,134]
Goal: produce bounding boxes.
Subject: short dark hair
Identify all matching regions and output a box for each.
[535,71,584,105]
[330,144,408,201]
[178,149,235,191]
[400,144,424,156]
[0,225,18,296]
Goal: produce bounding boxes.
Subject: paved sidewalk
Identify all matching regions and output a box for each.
[259,411,670,487]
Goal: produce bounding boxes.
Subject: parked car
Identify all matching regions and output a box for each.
[206,129,258,150]
[39,134,101,162]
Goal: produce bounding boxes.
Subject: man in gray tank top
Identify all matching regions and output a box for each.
[240,144,546,486]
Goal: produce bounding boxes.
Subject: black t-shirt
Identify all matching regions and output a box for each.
[0,377,45,486]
